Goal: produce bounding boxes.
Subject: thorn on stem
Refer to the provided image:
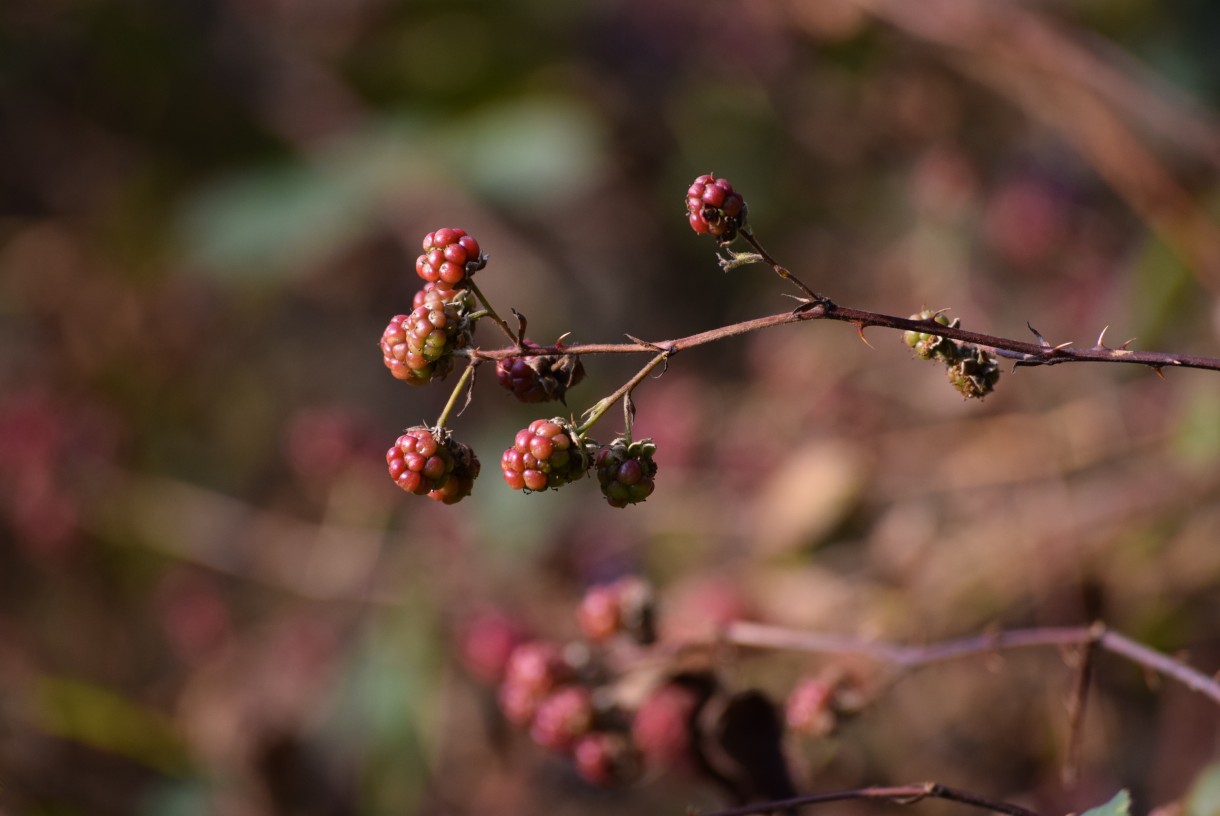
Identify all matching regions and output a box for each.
[855,322,875,349]
[1153,366,1166,381]
[1027,322,1050,347]
[1095,326,1110,349]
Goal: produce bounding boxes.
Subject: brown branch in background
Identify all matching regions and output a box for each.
[464,299,1220,374]
[695,782,1041,816]
[722,621,1220,706]
[1063,631,1098,786]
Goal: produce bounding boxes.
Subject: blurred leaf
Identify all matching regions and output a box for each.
[1081,790,1132,816]
[36,676,189,775]
[178,99,601,281]
[1186,761,1220,816]
[1171,382,1220,464]
[435,97,602,204]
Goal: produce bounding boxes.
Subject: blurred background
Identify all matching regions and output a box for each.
[3,0,1220,813]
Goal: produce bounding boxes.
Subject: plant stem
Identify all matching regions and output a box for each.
[465,279,519,346]
[576,352,669,436]
[739,227,825,301]
[461,301,1220,375]
[435,362,476,429]
[721,620,1220,705]
[696,782,1041,816]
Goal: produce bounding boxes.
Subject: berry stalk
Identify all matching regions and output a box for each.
[435,361,477,429]
[576,351,669,436]
[466,278,521,347]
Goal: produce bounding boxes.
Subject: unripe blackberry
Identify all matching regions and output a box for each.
[496,340,586,404]
[416,227,485,288]
[412,281,464,312]
[498,640,572,725]
[578,577,656,645]
[386,426,456,495]
[529,686,595,753]
[500,418,591,492]
[380,288,473,385]
[573,732,642,787]
[686,173,747,242]
[427,433,480,504]
[594,438,657,508]
[947,346,1000,399]
[903,310,959,361]
[631,682,702,772]
[458,611,528,684]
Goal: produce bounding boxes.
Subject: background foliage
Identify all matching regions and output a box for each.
[3,0,1220,813]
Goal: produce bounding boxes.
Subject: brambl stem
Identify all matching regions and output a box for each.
[466,279,519,346]
[739,226,825,302]
[435,362,476,429]
[462,300,1220,374]
[721,620,1220,705]
[576,351,669,436]
[697,782,1041,816]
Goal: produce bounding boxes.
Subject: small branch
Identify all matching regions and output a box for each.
[1063,632,1098,786]
[435,362,478,429]
[738,227,827,302]
[465,279,520,346]
[722,621,1220,705]
[695,782,1040,816]
[577,351,669,436]
[460,301,1220,375]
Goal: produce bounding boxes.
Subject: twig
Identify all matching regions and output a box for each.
[722,621,1220,705]
[460,301,1220,375]
[695,782,1040,816]
[577,351,669,435]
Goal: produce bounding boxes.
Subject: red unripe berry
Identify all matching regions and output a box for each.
[577,584,622,642]
[386,427,455,495]
[529,686,594,752]
[685,173,747,242]
[501,418,590,492]
[632,683,701,771]
[459,611,528,684]
[417,228,484,287]
[573,733,641,787]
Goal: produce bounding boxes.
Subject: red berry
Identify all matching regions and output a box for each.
[529,686,594,752]
[685,173,747,242]
[386,427,456,495]
[573,732,641,787]
[459,611,528,684]
[495,340,585,404]
[577,584,622,643]
[417,228,484,287]
[428,434,480,504]
[380,287,473,386]
[504,641,569,695]
[631,682,702,771]
[594,438,658,507]
[500,418,591,492]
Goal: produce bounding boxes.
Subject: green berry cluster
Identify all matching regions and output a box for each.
[903,310,1000,399]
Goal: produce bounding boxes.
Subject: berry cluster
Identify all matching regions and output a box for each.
[500,418,592,492]
[386,426,481,503]
[460,578,870,792]
[903,309,1000,399]
[686,173,747,242]
[415,227,484,287]
[496,340,586,404]
[380,287,474,386]
[593,438,658,508]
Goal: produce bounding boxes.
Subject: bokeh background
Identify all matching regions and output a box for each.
[4,0,1220,813]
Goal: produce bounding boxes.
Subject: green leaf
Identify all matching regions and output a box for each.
[1080,790,1132,816]
[1186,762,1220,816]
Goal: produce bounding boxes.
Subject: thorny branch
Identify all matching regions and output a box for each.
[695,782,1042,816]
[722,620,1220,705]
[460,298,1220,375]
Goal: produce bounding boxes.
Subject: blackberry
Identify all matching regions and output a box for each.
[500,418,591,492]
[416,227,484,288]
[686,173,747,242]
[496,341,585,404]
[379,287,473,385]
[594,438,657,507]
[427,432,480,504]
[529,686,595,753]
[578,576,656,645]
[386,426,456,495]
[947,346,1000,399]
[903,309,959,361]
[573,733,641,787]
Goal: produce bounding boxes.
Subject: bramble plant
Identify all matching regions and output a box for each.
[383,174,1220,816]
